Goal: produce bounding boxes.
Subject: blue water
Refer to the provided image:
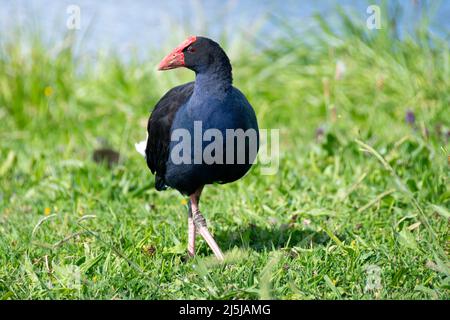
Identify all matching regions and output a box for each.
[1,0,449,56]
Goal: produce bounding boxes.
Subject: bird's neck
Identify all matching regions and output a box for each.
[193,62,232,99]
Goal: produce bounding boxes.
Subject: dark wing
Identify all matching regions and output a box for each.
[145,82,194,190]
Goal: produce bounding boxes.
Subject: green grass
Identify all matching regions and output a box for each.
[0,5,449,299]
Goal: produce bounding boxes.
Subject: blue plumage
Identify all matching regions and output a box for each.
[144,36,259,260]
[146,37,259,195]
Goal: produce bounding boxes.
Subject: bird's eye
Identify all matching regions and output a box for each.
[186,46,195,53]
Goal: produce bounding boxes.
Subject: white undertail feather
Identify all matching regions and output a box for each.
[135,133,148,157]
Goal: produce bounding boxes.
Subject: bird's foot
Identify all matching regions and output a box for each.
[182,253,195,263]
[193,210,207,228]
[193,211,224,261]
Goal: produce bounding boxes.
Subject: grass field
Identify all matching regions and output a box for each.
[0,5,449,299]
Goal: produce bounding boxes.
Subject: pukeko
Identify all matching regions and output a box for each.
[136,36,259,261]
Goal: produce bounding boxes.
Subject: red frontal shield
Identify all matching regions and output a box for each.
[158,36,197,70]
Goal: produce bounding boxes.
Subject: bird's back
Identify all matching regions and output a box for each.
[145,82,194,190]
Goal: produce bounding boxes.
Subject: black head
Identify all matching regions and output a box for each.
[158,36,231,75]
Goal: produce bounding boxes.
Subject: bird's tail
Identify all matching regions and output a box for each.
[134,133,148,157]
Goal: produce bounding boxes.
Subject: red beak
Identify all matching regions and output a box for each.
[158,36,197,71]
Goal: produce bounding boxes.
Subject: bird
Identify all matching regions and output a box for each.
[136,36,259,261]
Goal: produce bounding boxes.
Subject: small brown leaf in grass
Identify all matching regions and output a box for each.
[142,245,156,257]
[289,214,298,223]
[425,260,438,272]
[93,148,120,168]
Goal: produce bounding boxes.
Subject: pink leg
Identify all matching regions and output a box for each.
[190,187,224,261]
[187,204,196,257]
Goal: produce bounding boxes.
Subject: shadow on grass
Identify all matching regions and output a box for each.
[214,224,331,252]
